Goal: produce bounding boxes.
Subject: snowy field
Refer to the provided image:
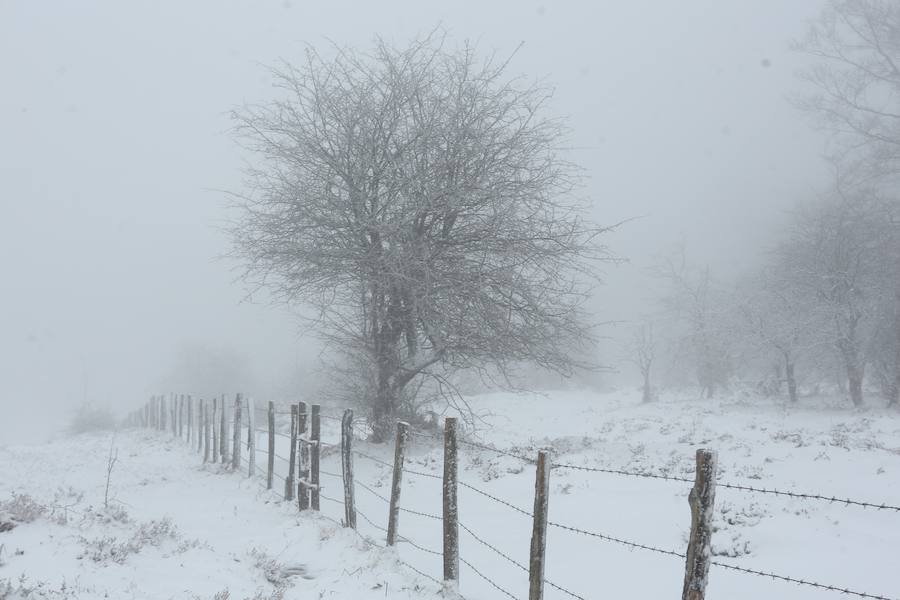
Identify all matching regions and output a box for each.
[2,390,899,600]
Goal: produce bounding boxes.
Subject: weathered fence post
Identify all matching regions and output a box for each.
[341,409,357,529]
[197,398,203,453]
[310,404,321,511]
[247,396,256,478]
[529,450,551,600]
[212,398,219,461]
[443,416,459,585]
[202,400,210,463]
[682,449,718,600]
[178,394,184,439]
[231,394,243,470]
[267,401,275,490]
[297,402,309,510]
[286,404,298,500]
[387,421,410,545]
[219,394,228,463]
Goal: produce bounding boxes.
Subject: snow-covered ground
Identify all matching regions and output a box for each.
[2,390,899,599]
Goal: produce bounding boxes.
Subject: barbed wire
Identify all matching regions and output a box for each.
[352,449,443,481]
[715,482,900,512]
[354,479,391,505]
[710,560,897,600]
[460,556,520,600]
[546,519,685,560]
[458,522,527,573]
[458,481,533,518]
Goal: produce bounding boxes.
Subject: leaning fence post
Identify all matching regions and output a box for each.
[267,401,275,490]
[231,394,243,470]
[286,405,298,500]
[297,402,309,510]
[341,409,357,529]
[387,421,410,545]
[310,404,321,511]
[220,394,228,463]
[529,450,551,600]
[682,448,718,600]
[247,396,256,478]
[443,416,459,585]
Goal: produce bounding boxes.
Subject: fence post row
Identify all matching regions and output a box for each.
[286,405,298,500]
[443,416,460,585]
[341,409,356,529]
[682,449,718,600]
[267,401,275,490]
[247,396,256,478]
[297,402,309,510]
[387,421,410,545]
[310,404,321,511]
[231,394,242,471]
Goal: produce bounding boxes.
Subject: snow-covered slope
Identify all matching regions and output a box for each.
[1,390,898,600]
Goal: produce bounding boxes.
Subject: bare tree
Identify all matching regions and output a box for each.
[796,0,900,179]
[625,323,656,403]
[655,248,732,398]
[231,35,613,436]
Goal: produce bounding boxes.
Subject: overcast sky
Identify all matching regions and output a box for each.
[0,0,829,442]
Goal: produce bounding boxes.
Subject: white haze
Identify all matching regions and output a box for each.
[0,0,828,443]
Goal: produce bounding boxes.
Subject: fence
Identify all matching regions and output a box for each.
[124,394,899,600]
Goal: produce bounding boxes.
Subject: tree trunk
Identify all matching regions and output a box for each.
[785,356,798,404]
[641,369,652,403]
[847,364,864,407]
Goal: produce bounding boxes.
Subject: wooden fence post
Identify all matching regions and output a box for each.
[443,416,459,584]
[220,394,228,463]
[247,396,256,478]
[212,398,219,461]
[297,402,309,510]
[682,448,718,600]
[310,404,321,511]
[231,394,242,470]
[197,398,203,453]
[341,409,357,529]
[202,400,210,463]
[387,421,410,545]
[286,405,298,500]
[267,401,275,490]
[529,450,551,600]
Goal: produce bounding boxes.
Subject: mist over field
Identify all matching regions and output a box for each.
[1,1,832,443]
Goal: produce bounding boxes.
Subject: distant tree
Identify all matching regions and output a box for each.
[774,185,894,406]
[796,0,900,179]
[230,35,613,436]
[656,248,733,398]
[735,269,819,403]
[625,323,656,403]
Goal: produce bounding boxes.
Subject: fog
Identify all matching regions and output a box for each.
[1,1,829,443]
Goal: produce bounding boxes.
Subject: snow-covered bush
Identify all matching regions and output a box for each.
[77,517,185,564]
[0,493,47,528]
